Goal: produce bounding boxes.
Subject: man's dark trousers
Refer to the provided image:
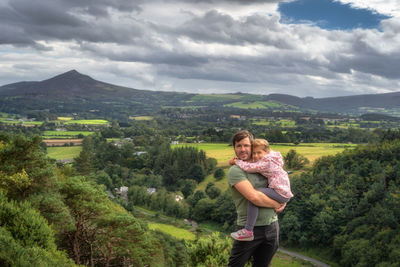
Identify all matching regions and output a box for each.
[228,221,279,267]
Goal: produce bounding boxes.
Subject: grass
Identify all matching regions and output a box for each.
[271,252,314,267]
[47,146,82,160]
[191,94,243,102]
[43,131,94,139]
[173,143,234,168]
[138,207,316,266]
[129,116,153,121]
[63,119,109,125]
[252,119,296,127]
[224,101,283,109]
[197,170,229,192]
[175,142,356,193]
[173,142,356,168]
[57,117,73,121]
[0,118,43,125]
[148,223,196,241]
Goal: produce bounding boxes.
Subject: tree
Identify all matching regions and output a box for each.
[205,183,221,199]
[214,168,225,180]
[187,232,232,267]
[284,149,309,170]
[180,179,197,198]
[0,193,75,266]
[188,164,206,183]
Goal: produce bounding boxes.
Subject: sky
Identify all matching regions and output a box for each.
[1,0,400,98]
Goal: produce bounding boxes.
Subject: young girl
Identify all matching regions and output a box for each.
[230,138,293,241]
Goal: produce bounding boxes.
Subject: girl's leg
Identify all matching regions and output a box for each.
[259,188,290,203]
[245,201,258,231]
[245,188,290,232]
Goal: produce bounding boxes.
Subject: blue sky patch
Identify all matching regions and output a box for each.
[278,0,390,30]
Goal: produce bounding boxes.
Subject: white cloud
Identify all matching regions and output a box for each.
[335,0,400,17]
[1,0,400,98]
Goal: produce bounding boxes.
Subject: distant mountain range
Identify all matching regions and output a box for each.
[1,70,400,117]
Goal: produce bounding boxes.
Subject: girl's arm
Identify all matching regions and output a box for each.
[236,158,267,174]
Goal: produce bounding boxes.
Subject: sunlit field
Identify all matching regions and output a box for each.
[43,131,94,139]
[47,146,82,160]
[172,142,356,168]
[148,223,196,240]
[63,119,109,125]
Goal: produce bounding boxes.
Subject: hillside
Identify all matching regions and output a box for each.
[0,70,193,116]
[1,70,400,117]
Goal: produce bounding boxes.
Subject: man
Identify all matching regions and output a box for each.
[228,130,285,267]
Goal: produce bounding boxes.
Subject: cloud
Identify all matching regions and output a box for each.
[1,0,400,98]
[335,0,400,17]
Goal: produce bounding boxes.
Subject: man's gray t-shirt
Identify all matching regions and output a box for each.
[228,165,277,226]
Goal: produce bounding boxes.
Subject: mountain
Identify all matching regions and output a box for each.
[1,70,399,117]
[266,93,400,114]
[0,70,193,116]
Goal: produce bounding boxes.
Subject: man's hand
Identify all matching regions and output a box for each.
[229,157,237,166]
[275,202,286,213]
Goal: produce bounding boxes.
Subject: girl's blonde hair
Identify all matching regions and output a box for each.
[252,139,270,153]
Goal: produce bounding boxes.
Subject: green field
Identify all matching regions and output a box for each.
[191,94,243,102]
[63,119,109,125]
[129,116,154,121]
[224,101,283,109]
[47,146,82,160]
[43,131,94,139]
[0,118,43,125]
[57,117,73,121]
[271,252,313,267]
[149,223,196,240]
[173,142,356,168]
[252,119,296,127]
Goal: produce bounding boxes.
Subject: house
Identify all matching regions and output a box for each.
[175,194,183,202]
[147,188,156,194]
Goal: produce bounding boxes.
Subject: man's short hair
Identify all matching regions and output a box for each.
[232,130,254,146]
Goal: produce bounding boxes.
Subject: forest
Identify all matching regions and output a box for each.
[1,105,400,266]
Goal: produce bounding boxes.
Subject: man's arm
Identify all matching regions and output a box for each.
[234,180,281,209]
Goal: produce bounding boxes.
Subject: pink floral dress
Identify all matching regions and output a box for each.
[236,150,293,199]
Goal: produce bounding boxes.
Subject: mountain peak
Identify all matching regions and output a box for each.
[47,69,91,81]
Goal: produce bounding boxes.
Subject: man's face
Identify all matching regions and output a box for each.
[234,137,252,160]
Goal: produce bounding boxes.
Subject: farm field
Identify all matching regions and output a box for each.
[252,119,296,127]
[224,101,283,109]
[47,146,82,160]
[43,131,94,139]
[129,116,153,121]
[172,142,356,168]
[191,94,243,102]
[0,118,43,125]
[63,119,109,125]
[148,223,196,241]
[57,117,73,121]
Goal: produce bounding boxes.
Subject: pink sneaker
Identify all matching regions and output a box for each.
[230,228,254,241]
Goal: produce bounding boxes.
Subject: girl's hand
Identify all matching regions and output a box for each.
[229,157,237,165]
[275,202,286,213]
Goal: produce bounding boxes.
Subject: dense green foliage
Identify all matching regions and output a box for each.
[0,134,194,266]
[280,139,400,266]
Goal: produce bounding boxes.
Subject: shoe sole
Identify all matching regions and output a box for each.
[230,233,254,241]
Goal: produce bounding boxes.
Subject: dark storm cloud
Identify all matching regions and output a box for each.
[0,0,144,46]
[165,0,282,3]
[178,10,294,49]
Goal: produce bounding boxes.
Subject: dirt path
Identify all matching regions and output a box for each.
[278,248,331,267]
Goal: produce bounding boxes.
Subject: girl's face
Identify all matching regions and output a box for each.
[252,146,268,161]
